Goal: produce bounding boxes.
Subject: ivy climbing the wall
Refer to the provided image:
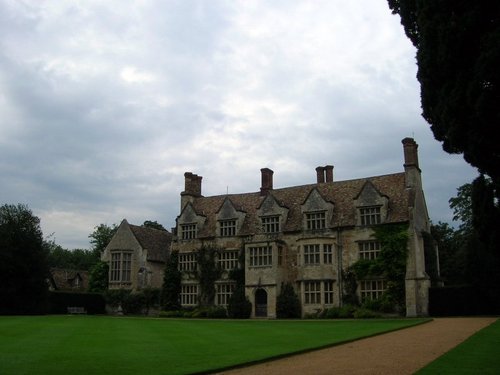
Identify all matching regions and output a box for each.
[350,223,409,312]
[196,246,222,307]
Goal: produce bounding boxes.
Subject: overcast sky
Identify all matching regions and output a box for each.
[0,0,477,249]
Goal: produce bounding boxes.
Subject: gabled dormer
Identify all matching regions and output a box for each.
[257,194,289,234]
[177,202,206,240]
[354,180,389,226]
[301,188,334,231]
[216,197,246,237]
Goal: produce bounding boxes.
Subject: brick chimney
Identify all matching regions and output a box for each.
[316,165,334,183]
[325,165,334,183]
[402,137,420,170]
[260,168,274,196]
[316,167,325,183]
[181,172,202,210]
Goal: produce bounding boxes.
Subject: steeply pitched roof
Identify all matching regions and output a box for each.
[129,224,172,262]
[49,268,89,291]
[188,172,409,238]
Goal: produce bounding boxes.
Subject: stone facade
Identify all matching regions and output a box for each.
[102,219,172,291]
[171,138,433,317]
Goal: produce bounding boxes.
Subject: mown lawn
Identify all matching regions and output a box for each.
[0,316,427,375]
[417,319,500,374]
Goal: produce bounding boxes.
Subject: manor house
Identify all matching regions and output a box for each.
[172,138,431,317]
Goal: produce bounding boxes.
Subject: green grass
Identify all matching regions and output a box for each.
[417,319,500,374]
[0,316,427,375]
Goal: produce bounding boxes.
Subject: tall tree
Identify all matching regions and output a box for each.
[430,222,466,285]
[0,204,49,314]
[89,223,117,257]
[161,251,181,310]
[388,1,500,186]
[88,261,109,293]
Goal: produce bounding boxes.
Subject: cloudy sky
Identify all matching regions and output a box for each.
[0,0,477,249]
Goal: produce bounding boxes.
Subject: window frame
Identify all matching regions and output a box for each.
[178,252,198,272]
[303,244,321,265]
[324,280,334,305]
[359,206,382,226]
[219,219,237,237]
[360,279,387,302]
[216,283,236,307]
[305,211,327,230]
[110,251,132,283]
[261,215,280,234]
[218,250,239,271]
[249,245,273,267]
[180,223,197,240]
[358,241,381,260]
[181,284,199,306]
[304,280,321,304]
[323,244,333,264]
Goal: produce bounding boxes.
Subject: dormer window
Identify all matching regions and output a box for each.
[262,215,280,233]
[359,207,381,226]
[220,219,237,237]
[305,211,326,230]
[181,223,197,240]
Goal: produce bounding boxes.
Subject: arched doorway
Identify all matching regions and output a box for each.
[255,288,268,317]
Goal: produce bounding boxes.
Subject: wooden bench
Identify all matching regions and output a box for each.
[67,307,87,314]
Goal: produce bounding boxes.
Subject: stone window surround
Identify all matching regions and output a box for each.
[110,251,132,283]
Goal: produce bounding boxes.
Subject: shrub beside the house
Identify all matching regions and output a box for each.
[276,282,301,319]
[304,304,380,319]
[104,288,161,315]
[227,286,252,319]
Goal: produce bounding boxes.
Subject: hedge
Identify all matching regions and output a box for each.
[48,291,105,314]
[429,286,500,316]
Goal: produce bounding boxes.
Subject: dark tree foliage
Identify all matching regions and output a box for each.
[89,223,117,257]
[161,251,182,311]
[142,220,167,231]
[47,243,100,271]
[227,286,252,319]
[0,204,49,314]
[431,222,467,285]
[467,175,500,288]
[276,282,301,319]
[88,261,109,293]
[388,1,500,186]
[227,248,252,318]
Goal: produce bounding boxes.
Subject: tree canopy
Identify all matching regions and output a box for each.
[89,223,117,256]
[142,220,167,231]
[388,1,500,186]
[0,204,49,314]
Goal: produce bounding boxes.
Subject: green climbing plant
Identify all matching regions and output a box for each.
[196,246,222,307]
[350,223,409,311]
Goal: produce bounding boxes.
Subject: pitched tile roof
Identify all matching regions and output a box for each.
[129,225,172,262]
[189,172,409,238]
[49,268,89,291]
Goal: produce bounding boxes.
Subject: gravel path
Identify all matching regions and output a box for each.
[216,317,497,375]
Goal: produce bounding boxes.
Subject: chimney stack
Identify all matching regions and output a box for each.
[260,168,274,196]
[316,165,334,183]
[316,167,325,183]
[182,172,202,197]
[402,138,420,170]
[325,165,334,183]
